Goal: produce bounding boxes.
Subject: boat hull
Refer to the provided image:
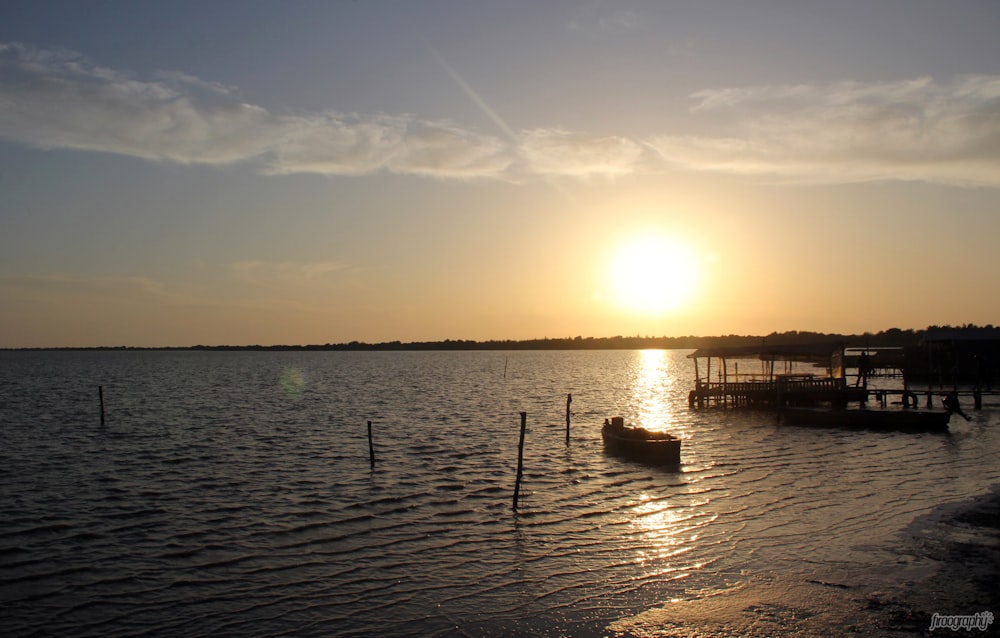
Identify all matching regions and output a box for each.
[601,424,681,465]
[782,407,950,433]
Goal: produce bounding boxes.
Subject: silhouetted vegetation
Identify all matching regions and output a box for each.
[7,324,998,351]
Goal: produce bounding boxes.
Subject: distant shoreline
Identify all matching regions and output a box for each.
[4,325,997,352]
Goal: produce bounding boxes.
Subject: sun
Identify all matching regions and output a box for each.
[606,234,700,315]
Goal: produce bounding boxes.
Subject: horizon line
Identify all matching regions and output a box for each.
[4,325,995,351]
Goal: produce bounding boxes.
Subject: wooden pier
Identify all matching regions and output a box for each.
[687,342,995,411]
[869,387,992,410]
[687,342,849,409]
[688,375,868,408]
[690,378,991,410]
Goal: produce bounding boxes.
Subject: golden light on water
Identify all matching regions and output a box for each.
[633,349,674,433]
[629,493,715,579]
[624,352,713,571]
[632,494,692,551]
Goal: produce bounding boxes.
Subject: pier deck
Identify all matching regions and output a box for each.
[687,343,995,411]
[688,376,867,408]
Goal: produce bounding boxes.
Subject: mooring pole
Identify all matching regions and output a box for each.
[367,420,375,468]
[512,412,527,510]
[565,393,572,444]
[99,385,105,425]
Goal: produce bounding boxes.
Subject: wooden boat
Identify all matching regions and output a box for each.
[602,417,681,465]
[781,407,951,433]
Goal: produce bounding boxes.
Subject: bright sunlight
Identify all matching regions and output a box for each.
[607,234,700,315]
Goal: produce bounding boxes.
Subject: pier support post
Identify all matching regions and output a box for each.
[565,394,572,444]
[367,420,375,468]
[513,412,527,510]
[99,385,105,425]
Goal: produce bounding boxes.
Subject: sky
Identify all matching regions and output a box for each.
[1,0,998,347]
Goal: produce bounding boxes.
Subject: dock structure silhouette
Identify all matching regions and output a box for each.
[687,341,997,411]
[687,343,861,409]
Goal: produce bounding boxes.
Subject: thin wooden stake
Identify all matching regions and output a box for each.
[512,411,527,510]
[99,385,105,425]
[565,393,572,444]
[367,420,375,468]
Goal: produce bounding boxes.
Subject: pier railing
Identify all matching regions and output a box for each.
[689,375,995,410]
[689,376,853,408]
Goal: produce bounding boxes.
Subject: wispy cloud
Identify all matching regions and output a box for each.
[0,42,511,180]
[226,260,371,316]
[565,2,642,35]
[229,260,356,289]
[651,75,1000,186]
[264,113,512,179]
[0,42,276,164]
[0,272,169,298]
[0,265,358,315]
[519,128,648,178]
[154,69,237,96]
[1,42,998,186]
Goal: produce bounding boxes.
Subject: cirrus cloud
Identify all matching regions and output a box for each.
[229,260,356,289]
[1,42,999,186]
[0,42,512,180]
[518,128,649,178]
[650,75,1000,186]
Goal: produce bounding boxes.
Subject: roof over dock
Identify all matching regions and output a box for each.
[687,342,845,363]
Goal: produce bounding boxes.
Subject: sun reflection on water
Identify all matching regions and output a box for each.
[631,494,711,554]
[631,349,675,433]
[625,491,716,589]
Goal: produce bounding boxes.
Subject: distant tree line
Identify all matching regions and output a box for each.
[10,324,998,351]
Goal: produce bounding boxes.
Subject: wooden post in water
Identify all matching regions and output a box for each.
[367,420,375,468]
[99,385,105,425]
[512,412,527,510]
[565,394,572,444]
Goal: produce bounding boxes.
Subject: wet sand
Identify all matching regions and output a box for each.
[606,486,1000,637]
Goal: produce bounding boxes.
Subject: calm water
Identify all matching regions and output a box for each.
[1,350,998,636]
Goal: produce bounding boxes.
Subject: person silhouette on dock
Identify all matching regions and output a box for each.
[942,391,971,422]
[855,351,872,387]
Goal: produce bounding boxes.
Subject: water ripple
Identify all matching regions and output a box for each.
[1,349,998,636]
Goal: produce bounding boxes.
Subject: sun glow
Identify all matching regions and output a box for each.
[607,234,700,315]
